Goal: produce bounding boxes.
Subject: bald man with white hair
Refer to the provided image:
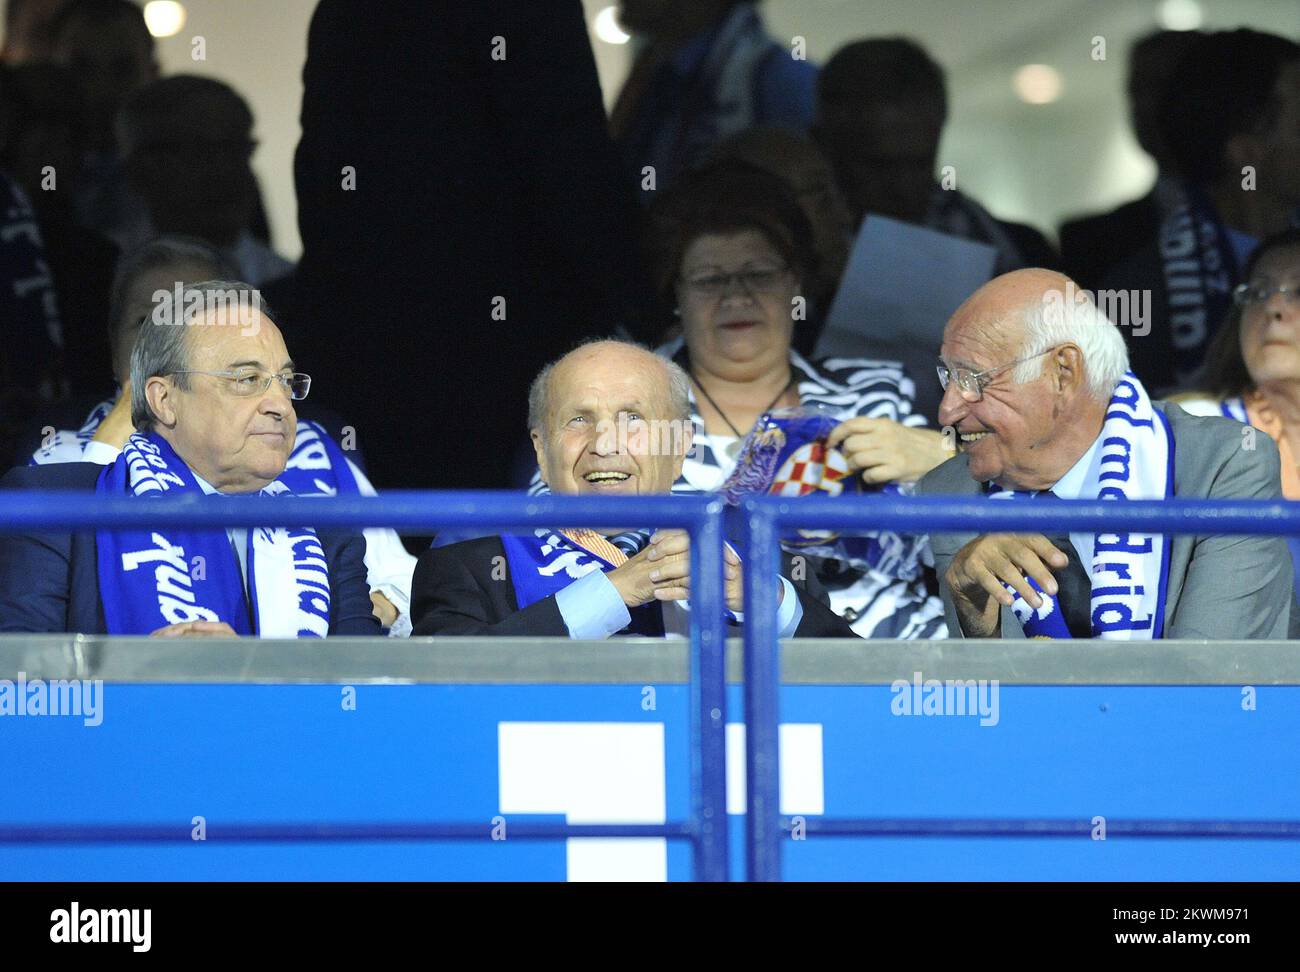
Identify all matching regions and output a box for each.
[918,269,1296,640]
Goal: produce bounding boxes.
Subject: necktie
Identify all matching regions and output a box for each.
[560,529,662,637]
[562,529,624,566]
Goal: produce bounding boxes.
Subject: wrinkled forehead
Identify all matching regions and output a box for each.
[549,354,671,417]
[187,309,290,368]
[941,311,1026,370]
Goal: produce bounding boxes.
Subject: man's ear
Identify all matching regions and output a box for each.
[144,375,178,429]
[530,428,548,486]
[1055,344,1084,394]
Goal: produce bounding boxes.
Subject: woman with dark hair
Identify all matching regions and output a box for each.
[648,161,951,638]
[1174,228,1300,593]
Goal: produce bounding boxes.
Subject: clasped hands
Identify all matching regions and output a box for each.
[605,529,782,614]
[946,532,1069,637]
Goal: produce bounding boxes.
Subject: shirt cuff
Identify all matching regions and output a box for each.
[776,576,803,639]
[555,569,631,640]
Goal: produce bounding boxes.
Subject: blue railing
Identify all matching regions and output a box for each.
[0,490,731,879]
[738,493,1300,881]
[4,489,1300,881]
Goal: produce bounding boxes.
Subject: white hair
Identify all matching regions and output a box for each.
[1011,287,1130,401]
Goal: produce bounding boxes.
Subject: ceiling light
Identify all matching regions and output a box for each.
[593,6,630,45]
[142,1,186,38]
[1014,64,1062,104]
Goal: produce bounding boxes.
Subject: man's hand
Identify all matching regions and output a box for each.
[946,533,1068,637]
[720,545,783,613]
[91,382,135,449]
[607,530,690,607]
[370,590,399,627]
[827,418,954,484]
[609,530,780,614]
[149,620,239,637]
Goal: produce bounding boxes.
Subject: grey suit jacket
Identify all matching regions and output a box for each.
[916,402,1298,639]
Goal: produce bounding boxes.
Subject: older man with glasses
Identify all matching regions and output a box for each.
[0,280,379,637]
[916,268,1297,641]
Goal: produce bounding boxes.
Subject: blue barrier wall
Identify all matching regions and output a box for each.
[3,679,1297,881]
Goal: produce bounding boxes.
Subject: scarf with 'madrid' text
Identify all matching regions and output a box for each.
[95,431,332,637]
[987,373,1174,639]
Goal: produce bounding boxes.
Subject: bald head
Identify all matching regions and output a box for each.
[528,340,689,433]
[949,268,1071,351]
[529,339,694,497]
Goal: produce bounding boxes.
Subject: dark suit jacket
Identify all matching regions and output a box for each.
[0,463,381,636]
[411,536,858,638]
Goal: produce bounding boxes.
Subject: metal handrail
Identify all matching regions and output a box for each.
[0,489,730,881]
[5,489,1300,882]
[739,493,1300,881]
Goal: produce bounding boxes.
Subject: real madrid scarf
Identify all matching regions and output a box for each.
[987,373,1174,639]
[278,418,362,498]
[95,431,332,637]
[28,398,114,465]
[37,396,363,505]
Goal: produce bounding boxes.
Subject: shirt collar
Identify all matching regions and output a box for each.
[1048,433,1103,500]
[192,472,218,495]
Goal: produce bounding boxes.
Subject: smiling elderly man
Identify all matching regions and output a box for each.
[917,268,1296,640]
[0,281,379,636]
[411,339,854,638]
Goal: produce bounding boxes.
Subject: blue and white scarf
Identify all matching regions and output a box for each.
[1217,396,1250,424]
[95,432,332,637]
[988,373,1175,639]
[33,395,363,507]
[279,419,362,498]
[1158,183,1243,384]
[28,399,115,465]
[502,528,665,636]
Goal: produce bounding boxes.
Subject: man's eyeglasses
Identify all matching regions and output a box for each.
[936,346,1060,402]
[1233,280,1300,307]
[167,369,312,400]
[680,265,792,299]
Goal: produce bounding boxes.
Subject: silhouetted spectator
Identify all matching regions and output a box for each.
[48,0,155,244]
[813,37,1059,275]
[1059,30,1202,290]
[611,0,817,195]
[0,61,117,400]
[117,75,293,285]
[1102,29,1300,393]
[0,168,62,467]
[1,0,69,66]
[293,0,646,489]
